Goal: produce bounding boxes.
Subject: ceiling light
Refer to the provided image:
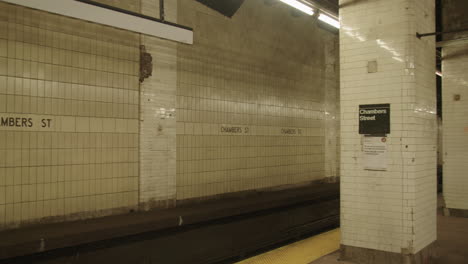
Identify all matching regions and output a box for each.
[318,13,340,28]
[279,0,314,15]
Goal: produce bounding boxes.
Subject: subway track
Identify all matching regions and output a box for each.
[1,185,339,264]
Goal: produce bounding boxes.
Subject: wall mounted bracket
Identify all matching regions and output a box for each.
[417,28,468,39]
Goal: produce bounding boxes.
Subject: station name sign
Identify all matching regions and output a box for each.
[0,116,53,128]
[281,128,302,135]
[219,126,305,136]
[359,104,390,135]
[220,126,249,134]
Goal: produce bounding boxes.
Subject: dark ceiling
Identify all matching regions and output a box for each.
[195,0,245,17]
[195,0,339,18]
[310,0,339,14]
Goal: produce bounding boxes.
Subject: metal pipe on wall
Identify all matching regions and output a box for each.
[160,0,165,21]
[417,28,468,39]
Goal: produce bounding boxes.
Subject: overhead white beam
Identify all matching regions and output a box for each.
[1,0,193,44]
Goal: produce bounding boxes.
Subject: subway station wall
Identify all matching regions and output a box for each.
[0,1,140,228]
[442,46,468,211]
[175,0,339,200]
[442,0,468,211]
[0,0,339,228]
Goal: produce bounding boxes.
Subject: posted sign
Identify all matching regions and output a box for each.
[363,136,388,171]
[359,104,390,135]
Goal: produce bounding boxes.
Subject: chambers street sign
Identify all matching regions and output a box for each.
[359,104,390,135]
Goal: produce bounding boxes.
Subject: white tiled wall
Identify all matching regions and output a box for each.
[139,0,178,208]
[324,34,340,181]
[442,46,468,210]
[0,0,341,228]
[175,0,339,200]
[0,2,140,229]
[339,0,436,254]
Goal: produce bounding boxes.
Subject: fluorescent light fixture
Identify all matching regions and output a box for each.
[318,13,340,28]
[279,0,314,15]
[436,71,443,77]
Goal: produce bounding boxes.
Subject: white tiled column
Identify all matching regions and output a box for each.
[339,0,437,261]
[138,0,178,209]
[440,0,468,217]
[442,46,468,214]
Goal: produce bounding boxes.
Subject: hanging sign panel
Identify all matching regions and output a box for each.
[1,0,193,44]
[359,104,390,135]
[363,136,388,171]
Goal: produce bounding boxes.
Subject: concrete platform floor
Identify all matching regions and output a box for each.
[236,229,340,264]
[310,213,468,264]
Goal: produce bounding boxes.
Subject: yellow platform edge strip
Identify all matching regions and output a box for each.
[236,228,340,264]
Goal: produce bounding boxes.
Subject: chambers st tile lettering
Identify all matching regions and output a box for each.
[281,128,302,135]
[0,116,53,128]
[221,126,249,133]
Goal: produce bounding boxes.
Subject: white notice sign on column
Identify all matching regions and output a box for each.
[363,136,387,171]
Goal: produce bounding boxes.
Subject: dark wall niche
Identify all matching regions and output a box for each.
[442,0,468,39]
[195,0,245,17]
